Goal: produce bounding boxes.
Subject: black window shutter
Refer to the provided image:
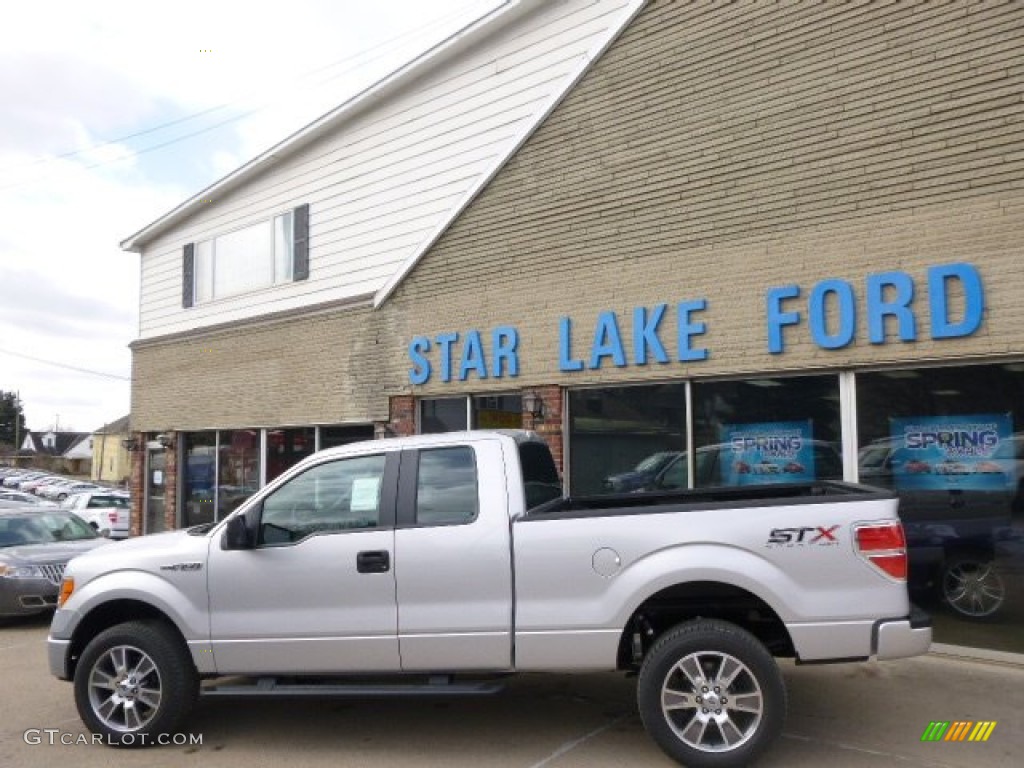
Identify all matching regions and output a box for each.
[293,203,309,281]
[182,243,195,308]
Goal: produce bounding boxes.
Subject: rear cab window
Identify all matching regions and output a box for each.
[518,441,562,510]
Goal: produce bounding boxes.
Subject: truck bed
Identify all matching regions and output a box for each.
[526,481,894,519]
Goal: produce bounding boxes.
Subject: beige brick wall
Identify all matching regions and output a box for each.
[386,0,1024,395]
[131,302,406,430]
[132,1,1024,428]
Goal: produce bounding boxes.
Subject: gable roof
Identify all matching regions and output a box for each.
[372,0,645,307]
[121,0,646,326]
[94,415,131,435]
[22,431,91,457]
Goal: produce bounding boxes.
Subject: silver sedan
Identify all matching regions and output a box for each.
[0,507,111,617]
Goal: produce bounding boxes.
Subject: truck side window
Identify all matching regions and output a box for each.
[415,447,478,526]
[259,454,386,544]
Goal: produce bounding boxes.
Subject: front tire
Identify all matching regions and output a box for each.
[73,620,198,747]
[637,619,786,767]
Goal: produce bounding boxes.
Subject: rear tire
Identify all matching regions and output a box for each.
[73,620,198,747]
[941,554,1005,619]
[637,619,786,767]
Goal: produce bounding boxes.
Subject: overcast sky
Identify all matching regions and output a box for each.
[0,0,503,436]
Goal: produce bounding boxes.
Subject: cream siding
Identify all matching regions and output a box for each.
[136,0,631,339]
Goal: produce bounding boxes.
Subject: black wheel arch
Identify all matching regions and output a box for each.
[68,599,191,680]
[618,581,795,671]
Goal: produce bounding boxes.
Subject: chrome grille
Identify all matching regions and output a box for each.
[37,564,66,586]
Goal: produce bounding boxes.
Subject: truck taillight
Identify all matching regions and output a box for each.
[854,522,907,581]
[108,511,118,524]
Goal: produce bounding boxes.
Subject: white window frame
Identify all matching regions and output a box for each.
[194,211,294,304]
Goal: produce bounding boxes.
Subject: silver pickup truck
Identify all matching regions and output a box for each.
[48,430,930,766]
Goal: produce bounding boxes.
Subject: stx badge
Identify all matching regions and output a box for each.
[159,562,203,572]
[766,526,840,547]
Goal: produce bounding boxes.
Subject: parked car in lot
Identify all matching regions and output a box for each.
[602,451,682,492]
[22,476,64,495]
[0,507,110,617]
[0,491,56,506]
[3,472,47,489]
[606,440,843,493]
[61,492,130,539]
[40,482,101,502]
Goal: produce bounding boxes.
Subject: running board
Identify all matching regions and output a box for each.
[202,675,505,698]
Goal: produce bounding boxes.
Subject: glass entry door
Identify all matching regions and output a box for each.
[145,447,167,534]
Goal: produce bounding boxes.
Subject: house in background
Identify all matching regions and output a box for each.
[19,430,93,475]
[91,415,131,486]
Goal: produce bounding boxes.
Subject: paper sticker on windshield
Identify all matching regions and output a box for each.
[351,477,381,512]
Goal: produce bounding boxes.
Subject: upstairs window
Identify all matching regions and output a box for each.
[183,203,309,307]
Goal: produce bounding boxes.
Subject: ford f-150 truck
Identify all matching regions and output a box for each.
[48,430,930,766]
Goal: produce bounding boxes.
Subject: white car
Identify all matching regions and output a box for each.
[0,490,57,506]
[61,492,131,539]
[40,482,102,502]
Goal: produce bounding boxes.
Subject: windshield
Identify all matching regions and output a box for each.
[89,496,129,508]
[0,513,98,547]
[634,452,673,473]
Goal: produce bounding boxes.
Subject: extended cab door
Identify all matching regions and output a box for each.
[393,439,514,671]
[206,451,400,674]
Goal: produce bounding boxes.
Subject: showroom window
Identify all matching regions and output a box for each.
[420,398,469,433]
[691,375,843,488]
[473,395,522,429]
[567,384,686,496]
[320,424,375,450]
[419,395,523,434]
[857,363,1024,653]
[182,432,216,527]
[265,427,316,483]
[218,429,261,519]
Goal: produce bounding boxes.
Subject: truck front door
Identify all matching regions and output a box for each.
[207,451,400,674]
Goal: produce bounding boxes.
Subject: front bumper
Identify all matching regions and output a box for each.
[0,578,59,617]
[48,637,72,680]
[47,608,77,680]
[873,606,932,660]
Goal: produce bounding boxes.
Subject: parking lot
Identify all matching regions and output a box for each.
[0,615,1020,767]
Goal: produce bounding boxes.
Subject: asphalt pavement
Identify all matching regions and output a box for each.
[0,614,1020,767]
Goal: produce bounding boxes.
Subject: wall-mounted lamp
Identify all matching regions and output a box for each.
[156,433,174,448]
[522,391,546,421]
[121,438,140,452]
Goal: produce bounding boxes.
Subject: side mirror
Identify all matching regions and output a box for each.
[222,514,253,550]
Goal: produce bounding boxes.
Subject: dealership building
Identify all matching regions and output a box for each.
[123,1,1024,656]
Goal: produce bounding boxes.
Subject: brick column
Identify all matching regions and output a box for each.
[130,433,145,537]
[384,395,417,437]
[163,434,178,530]
[523,385,564,477]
